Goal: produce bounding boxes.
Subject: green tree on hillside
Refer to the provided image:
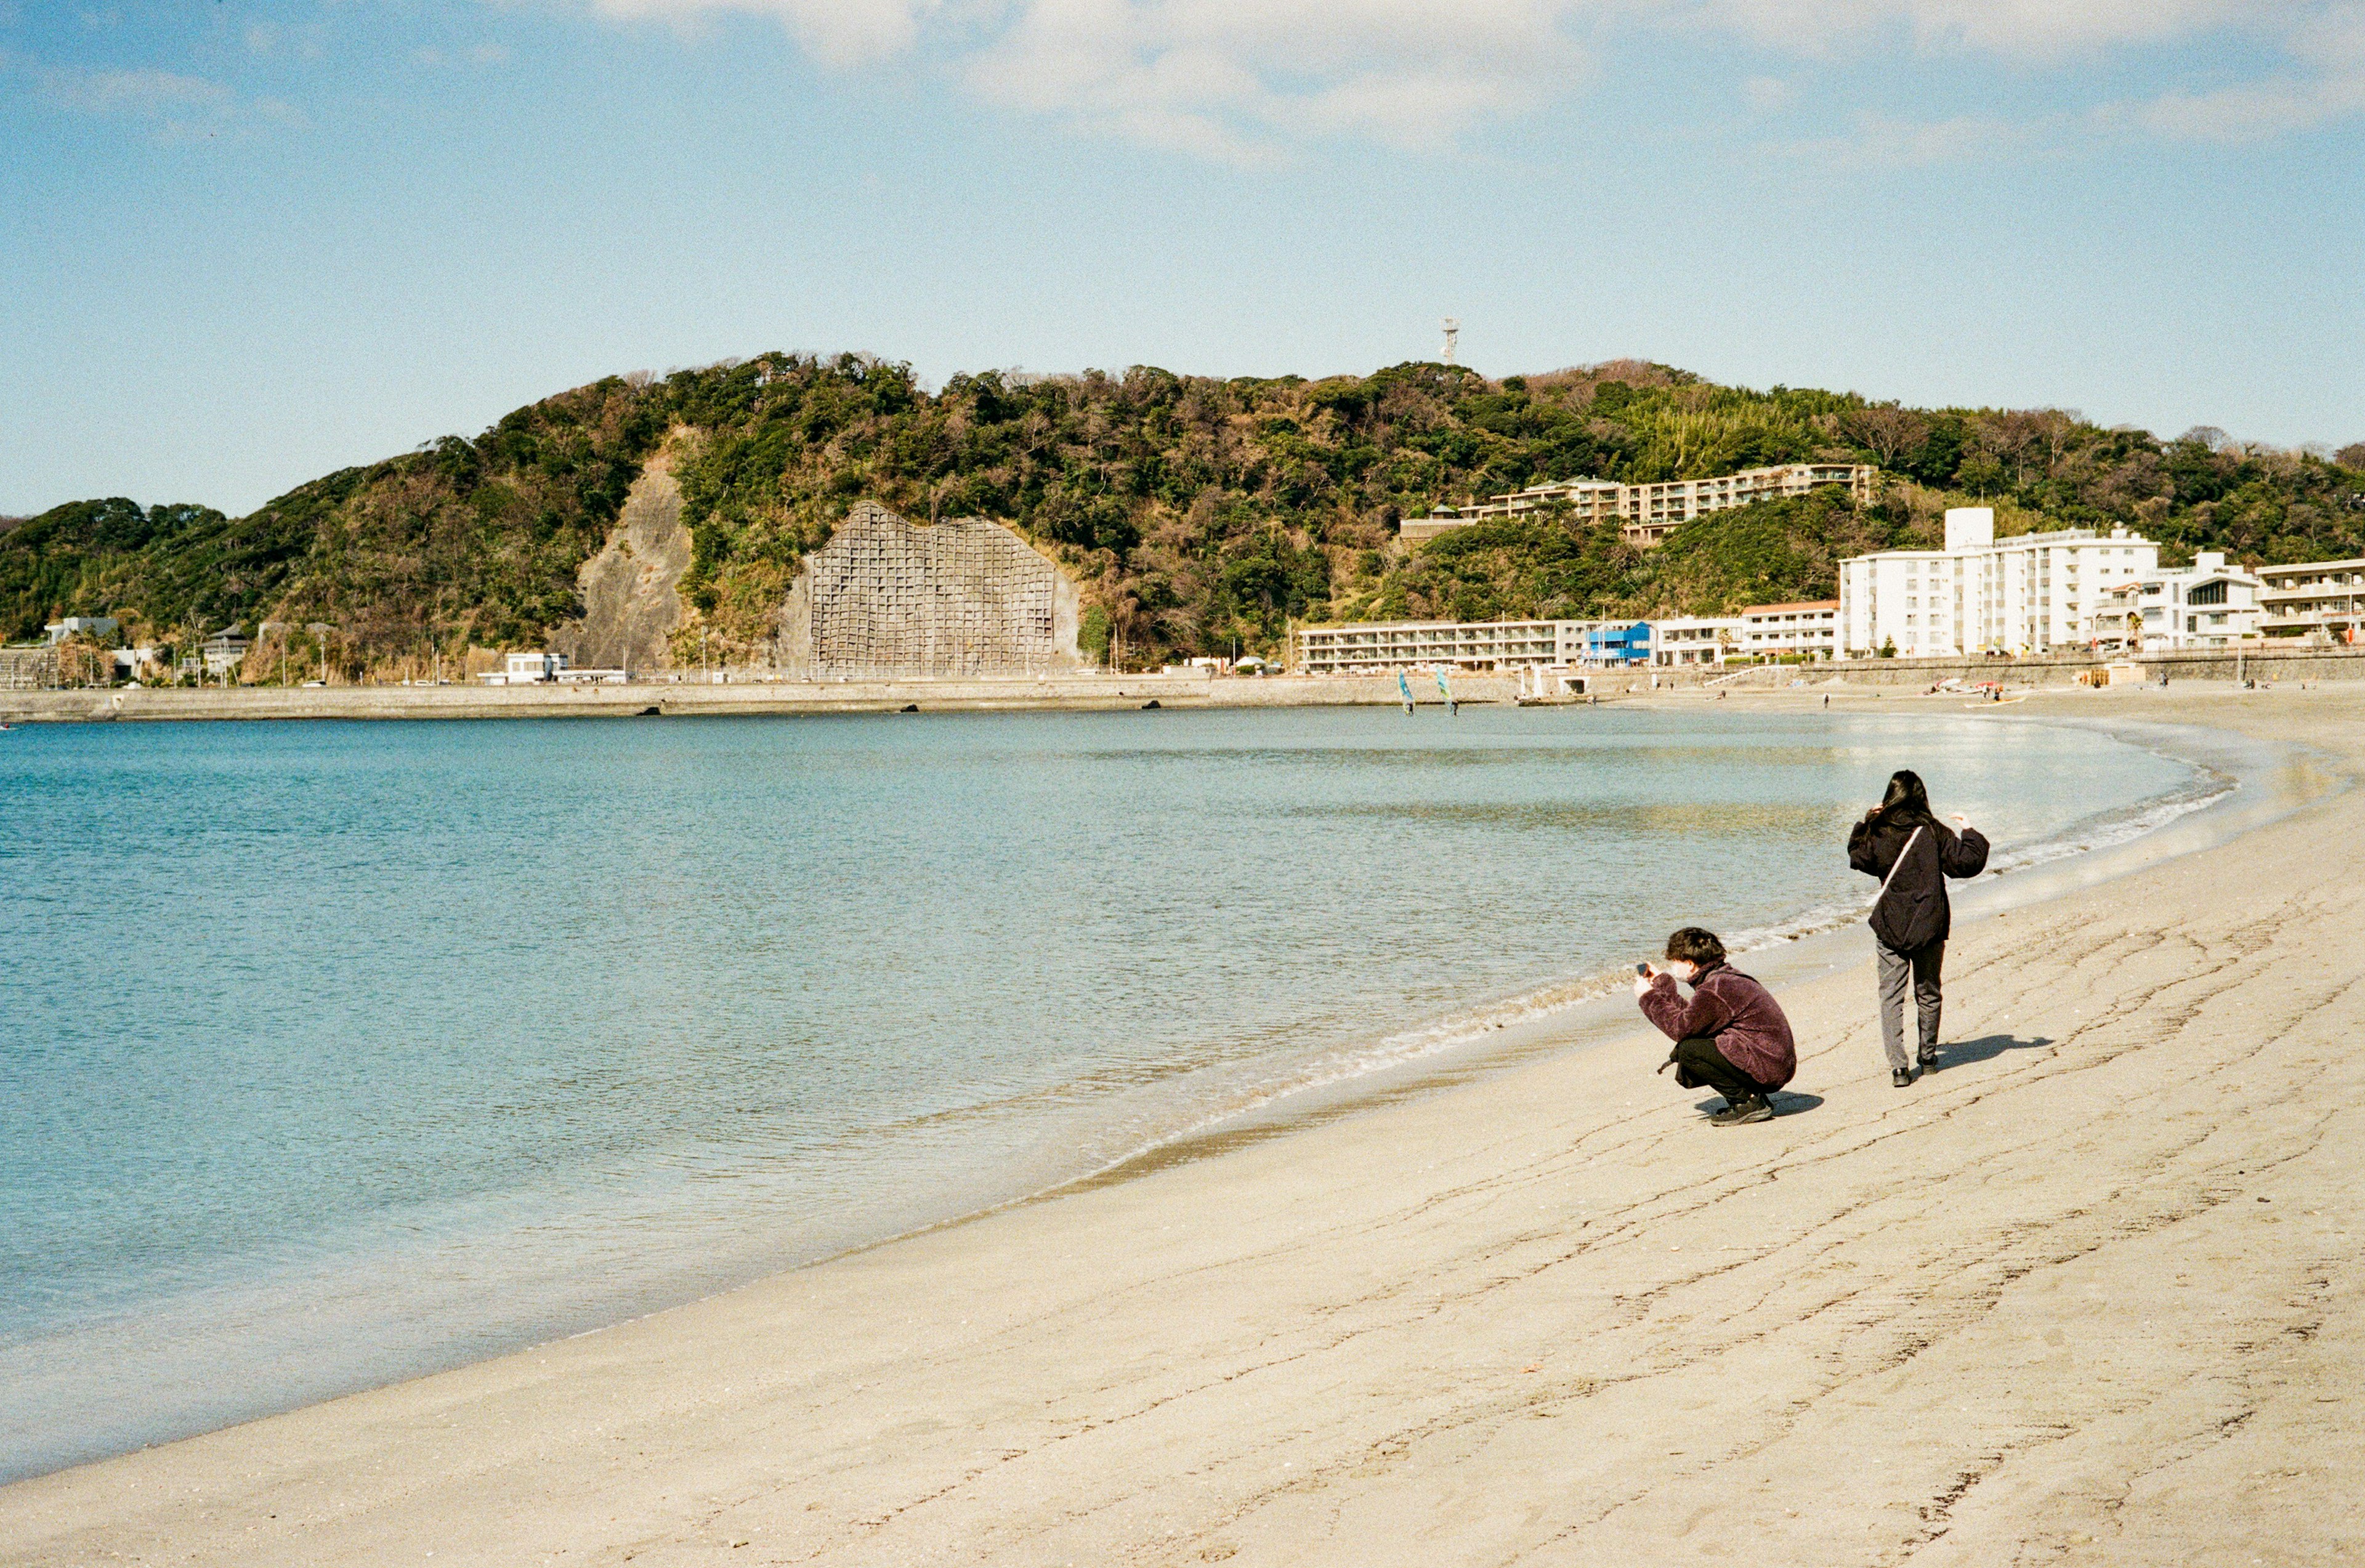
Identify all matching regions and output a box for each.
[7,352,2363,665]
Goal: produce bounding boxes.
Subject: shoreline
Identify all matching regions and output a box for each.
[1051,698,2324,1194]
[0,701,2258,1484]
[7,687,2363,1564]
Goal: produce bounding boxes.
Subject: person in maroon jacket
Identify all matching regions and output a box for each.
[1633,927,1798,1126]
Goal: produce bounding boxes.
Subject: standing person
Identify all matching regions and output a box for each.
[1848,770,1989,1086]
[1634,927,1797,1126]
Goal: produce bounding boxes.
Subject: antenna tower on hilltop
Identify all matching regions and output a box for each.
[1441,317,1460,365]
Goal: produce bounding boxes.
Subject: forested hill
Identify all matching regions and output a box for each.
[7,354,2362,669]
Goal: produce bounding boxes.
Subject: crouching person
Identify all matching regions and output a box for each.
[1632,927,1797,1126]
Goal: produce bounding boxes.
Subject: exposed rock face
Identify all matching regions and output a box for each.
[549,458,689,674]
[781,503,1082,677]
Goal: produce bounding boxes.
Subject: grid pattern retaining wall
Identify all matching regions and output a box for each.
[807,503,1062,677]
[0,646,60,690]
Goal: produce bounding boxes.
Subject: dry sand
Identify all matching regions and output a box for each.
[5,687,2361,1566]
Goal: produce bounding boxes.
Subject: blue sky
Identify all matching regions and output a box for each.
[4,0,2362,515]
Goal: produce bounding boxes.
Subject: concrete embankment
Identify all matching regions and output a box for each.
[1713,645,2365,689]
[0,673,1550,724]
[12,646,2365,722]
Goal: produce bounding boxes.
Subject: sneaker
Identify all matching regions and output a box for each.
[1892,1067,1915,1088]
[1918,1053,1939,1073]
[1710,1096,1774,1126]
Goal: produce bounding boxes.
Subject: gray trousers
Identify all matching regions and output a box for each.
[1877,939,1944,1070]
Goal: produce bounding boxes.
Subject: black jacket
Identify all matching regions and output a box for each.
[1848,812,1990,951]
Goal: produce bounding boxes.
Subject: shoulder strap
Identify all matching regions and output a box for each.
[1872,825,1926,915]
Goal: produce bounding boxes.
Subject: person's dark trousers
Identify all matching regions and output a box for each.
[1670,1036,1766,1109]
[1877,939,1944,1071]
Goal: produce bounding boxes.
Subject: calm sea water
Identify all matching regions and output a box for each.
[0,706,2207,1478]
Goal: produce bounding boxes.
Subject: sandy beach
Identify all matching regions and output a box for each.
[5,685,2361,1566]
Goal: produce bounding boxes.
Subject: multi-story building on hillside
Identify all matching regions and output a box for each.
[2256,558,2365,643]
[2086,552,2263,652]
[1402,463,1877,548]
[1293,618,1598,674]
[1838,508,2160,658]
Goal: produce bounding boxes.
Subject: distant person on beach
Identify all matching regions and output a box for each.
[1634,927,1797,1126]
[1848,770,1990,1086]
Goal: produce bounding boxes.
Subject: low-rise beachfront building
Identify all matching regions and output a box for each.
[1738,600,1839,660]
[1585,622,1654,666]
[482,652,568,685]
[480,652,632,685]
[2085,552,2264,652]
[1650,617,1742,667]
[1293,619,1598,674]
[2256,558,2365,644]
[1402,464,1877,548]
[1838,508,2161,658]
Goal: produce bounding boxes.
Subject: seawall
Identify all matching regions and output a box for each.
[0,673,1535,724]
[1708,646,2365,689]
[11,646,2364,723]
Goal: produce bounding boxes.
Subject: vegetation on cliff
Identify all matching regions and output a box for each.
[6,354,2361,671]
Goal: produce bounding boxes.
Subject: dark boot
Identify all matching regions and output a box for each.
[1710,1094,1774,1126]
[1892,1067,1914,1088]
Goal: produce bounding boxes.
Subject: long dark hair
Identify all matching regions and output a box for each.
[1875,769,1934,825]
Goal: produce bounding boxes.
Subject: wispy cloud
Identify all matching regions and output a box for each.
[2108,2,2365,140]
[1777,110,2047,169]
[1698,0,2273,59]
[550,0,2365,160]
[19,55,305,141]
[584,0,937,68]
[961,0,1583,166]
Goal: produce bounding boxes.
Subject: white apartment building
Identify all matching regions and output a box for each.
[1404,464,1877,548]
[1651,617,1742,666]
[1838,508,2161,658]
[1739,600,1839,660]
[2256,558,2365,643]
[1294,619,1596,674]
[2087,552,2263,652]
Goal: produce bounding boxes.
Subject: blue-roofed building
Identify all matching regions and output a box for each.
[1584,621,1653,666]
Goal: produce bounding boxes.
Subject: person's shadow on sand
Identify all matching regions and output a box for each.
[1931,1034,2054,1069]
[1683,1043,2052,1119]
[1692,1091,1825,1117]
[1724,1039,2053,1112]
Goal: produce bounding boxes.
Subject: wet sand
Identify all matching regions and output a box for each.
[4,685,2360,1566]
